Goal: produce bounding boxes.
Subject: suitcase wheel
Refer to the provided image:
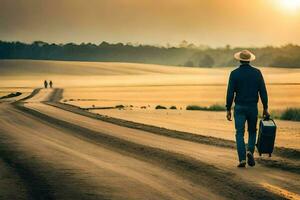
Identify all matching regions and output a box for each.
[269,153,272,157]
[259,153,262,156]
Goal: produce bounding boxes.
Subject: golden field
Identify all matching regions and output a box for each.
[1,59,300,149]
[1,60,300,199]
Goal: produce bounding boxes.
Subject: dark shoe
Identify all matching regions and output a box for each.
[247,152,255,167]
[237,160,246,168]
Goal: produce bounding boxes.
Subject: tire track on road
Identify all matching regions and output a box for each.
[14,101,284,200]
[47,89,300,174]
[0,132,55,200]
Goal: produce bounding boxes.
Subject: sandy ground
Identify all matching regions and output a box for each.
[63,84,300,110]
[1,60,300,199]
[61,83,300,151]
[0,87,33,103]
[0,88,298,199]
[2,59,300,88]
[0,159,28,199]
[92,109,300,150]
[4,89,300,198]
[1,91,221,200]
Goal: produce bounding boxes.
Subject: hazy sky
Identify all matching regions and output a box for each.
[1,0,300,47]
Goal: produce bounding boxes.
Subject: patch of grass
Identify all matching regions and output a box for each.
[268,110,281,119]
[0,92,22,99]
[186,104,226,111]
[186,105,206,110]
[115,105,125,109]
[280,108,300,121]
[169,106,177,110]
[208,104,226,111]
[155,105,167,109]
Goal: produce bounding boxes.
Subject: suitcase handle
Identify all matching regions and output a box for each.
[260,117,277,127]
[263,115,270,121]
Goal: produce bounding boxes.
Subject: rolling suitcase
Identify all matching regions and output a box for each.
[256,117,277,157]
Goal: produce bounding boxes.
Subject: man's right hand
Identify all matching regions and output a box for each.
[226,111,232,121]
[263,109,270,119]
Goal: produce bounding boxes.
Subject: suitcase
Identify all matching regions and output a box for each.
[256,118,277,157]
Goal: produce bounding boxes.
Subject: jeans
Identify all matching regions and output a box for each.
[234,105,258,162]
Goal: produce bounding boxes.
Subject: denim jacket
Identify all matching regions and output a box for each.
[226,64,268,111]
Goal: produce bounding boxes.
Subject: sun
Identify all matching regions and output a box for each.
[279,0,300,10]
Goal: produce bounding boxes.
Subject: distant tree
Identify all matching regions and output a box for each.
[184,60,194,67]
[1,40,300,68]
[115,43,124,47]
[187,43,197,49]
[199,54,214,67]
[99,41,110,47]
[271,56,300,68]
[32,41,48,47]
[198,44,210,50]
[179,40,189,48]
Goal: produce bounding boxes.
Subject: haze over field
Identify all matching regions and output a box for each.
[2,1,300,67]
[2,41,300,67]
[1,0,300,46]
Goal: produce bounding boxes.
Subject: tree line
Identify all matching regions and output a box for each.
[0,41,299,68]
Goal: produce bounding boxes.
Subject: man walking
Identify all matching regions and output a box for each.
[44,80,48,88]
[226,50,269,168]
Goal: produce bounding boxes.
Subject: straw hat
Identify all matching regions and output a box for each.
[234,50,256,62]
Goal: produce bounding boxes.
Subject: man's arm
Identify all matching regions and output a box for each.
[226,72,235,111]
[226,72,235,121]
[259,71,269,117]
[259,71,268,110]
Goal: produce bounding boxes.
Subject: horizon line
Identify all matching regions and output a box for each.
[1,40,299,50]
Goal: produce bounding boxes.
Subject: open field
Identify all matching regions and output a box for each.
[1,60,300,149]
[2,60,300,109]
[1,60,300,199]
[0,87,33,102]
[91,109,300,150]
[61,85,300,150]
[62,84,300,111]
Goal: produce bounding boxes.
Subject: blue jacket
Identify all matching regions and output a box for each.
[226,64,268,111]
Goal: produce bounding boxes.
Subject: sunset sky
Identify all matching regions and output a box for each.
[1,0,300,47]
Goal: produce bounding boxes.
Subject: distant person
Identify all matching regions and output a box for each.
[49,80,53,88]
[44,80,48,88]
[226,50,270,168]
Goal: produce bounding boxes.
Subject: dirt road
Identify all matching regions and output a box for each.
[0,88,299,200]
